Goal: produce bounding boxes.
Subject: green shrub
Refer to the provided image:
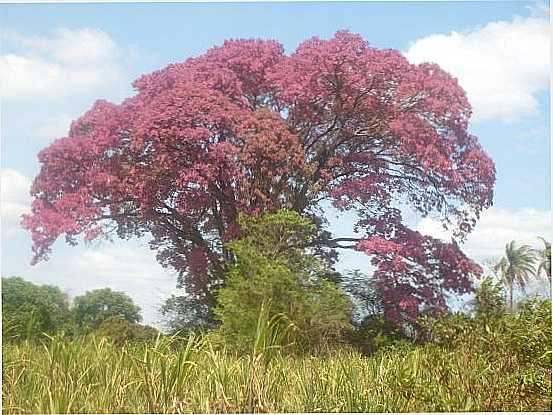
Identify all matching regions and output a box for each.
[2,313,21,343]
[422,298,551,370]
[473,276,507,320]
[160,294,216,334]
[341,269,384,321]
[93,316,160,345]
[419,312,475,348]
[215,210,352,352]
[346,315,410,355]
[504,298,551,368]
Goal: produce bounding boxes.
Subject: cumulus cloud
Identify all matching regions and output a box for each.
[8,241,179,328]
[1,28,122,100]
[33,114,74,141]
[405,14,550,122]
[63,243,178,325]
[417,207,552,261]
[1,168,31,235]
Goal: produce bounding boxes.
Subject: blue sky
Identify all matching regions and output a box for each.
[1,1,550,326]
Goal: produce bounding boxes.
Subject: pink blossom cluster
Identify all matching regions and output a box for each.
[23,31,495,319]
[357,222,481,323]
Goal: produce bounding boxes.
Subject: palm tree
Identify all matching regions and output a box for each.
[493,241,537,312]
[536,237,551,281]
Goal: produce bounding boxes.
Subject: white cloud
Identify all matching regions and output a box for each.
[64,243,179,325]
[417,207,552,261]
[5,28,119,65]
[1,28,122,100]
[33,114,74,141]
[0,168,31,235]
[8,241,180,328]
[405,14,550,122]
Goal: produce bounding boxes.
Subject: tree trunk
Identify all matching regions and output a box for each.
[509,282,514,313]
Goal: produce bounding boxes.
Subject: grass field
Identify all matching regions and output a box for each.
[3,332,551,414]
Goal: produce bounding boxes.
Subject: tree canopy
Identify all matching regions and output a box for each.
[494,241,538,312]
[2,276,71,338]
[23,31,495,324]
[72,288,141,328]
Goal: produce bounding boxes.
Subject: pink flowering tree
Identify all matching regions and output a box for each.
[23,31,495,325]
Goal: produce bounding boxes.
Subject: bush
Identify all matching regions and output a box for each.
[215,210,352,352]
[473,276,506,320]
[93,316,160,345]
[1,276,71,340]
[422,298,551,369]
[341,269,384,322]
[419,312,475,348]
[505,298,551,368]
[346,315,410,355]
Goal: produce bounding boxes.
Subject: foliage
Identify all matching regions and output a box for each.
[346,315,410,356]
[494,241,538,312]
[72,287,141,329]
[1,276,71,340]
[472,276,506,320]
[215,210,352,351]
[23,31,495,324]
[422,298,551,369]
[418,298,551,410]
[419,312,475,348]
[160,294,216,334]
[93,316,160,345]
[4,312,550,413]
[250,300,298,363]
[341,269,384,321]
[514,299,552,367]
[2,314,22,343]
[536,237,551,281]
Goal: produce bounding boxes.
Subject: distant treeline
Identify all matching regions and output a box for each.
[2,277,159,343]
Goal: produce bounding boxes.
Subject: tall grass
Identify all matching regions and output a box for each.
[3,333,551,413]
[3,299,551,413]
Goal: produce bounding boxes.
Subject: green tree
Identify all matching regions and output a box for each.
[72,288,141,329]
[472,276,506,320]
[536,237,551,281]
[341,269,384,321]
[215,210,352,351]
[494,241,537,312]
[1,276,71,339]
[160,295,215,334]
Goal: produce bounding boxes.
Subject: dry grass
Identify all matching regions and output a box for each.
[3,332,551,413]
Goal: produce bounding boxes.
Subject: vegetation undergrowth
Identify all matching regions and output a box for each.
[3,298,551,414]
